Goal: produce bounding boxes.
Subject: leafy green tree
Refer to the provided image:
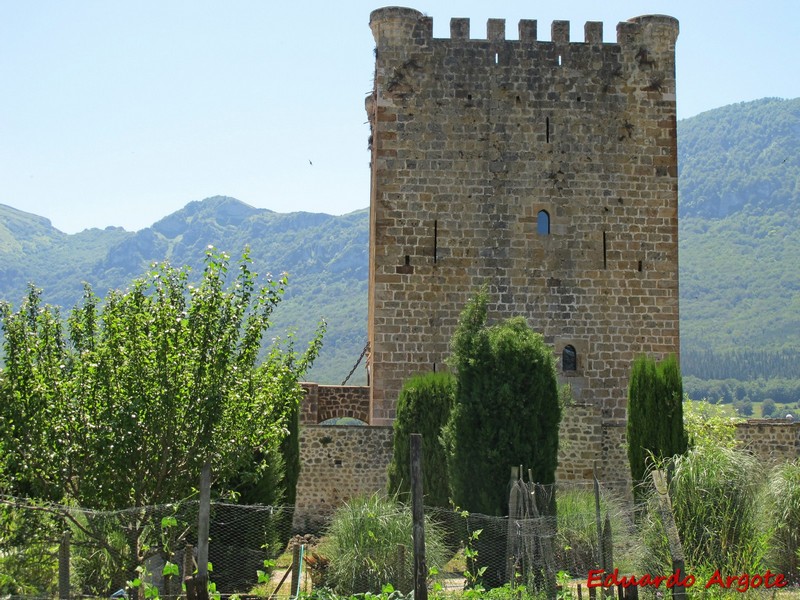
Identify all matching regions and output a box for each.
[443,288,560,515]
[761,398,777,417]
[627,354,688,501]
[386,372,455,508]
[0,249,324,587]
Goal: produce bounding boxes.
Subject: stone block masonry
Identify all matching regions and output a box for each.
[735,420,800,466]
[366,8,680,483]
[293,425,393,532]
[300,383,371,424]
[292,398,633,526]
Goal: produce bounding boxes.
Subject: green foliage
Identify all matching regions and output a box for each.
[387,372,455,508]
[0,502,59,596]
[0,249,324,587]
[678,98,800,405]
[683,400,741,450]
[682,348,800,382]
[761,398,777,417]
[298,588,412,600]
[627,355,688,501]
[554,490,643,578]
[443,290,560,590]
[734,398,753,417]
[641,408,769,580]
[318,494,447,595]
[678,98,800,220]
[684,374,800,406]
[662,446,768,575]
[444,289,560,517]
[763,460,800,583]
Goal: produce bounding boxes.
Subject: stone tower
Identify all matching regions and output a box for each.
[365,8,679,481]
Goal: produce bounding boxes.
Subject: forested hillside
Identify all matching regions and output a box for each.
[678,97,800,407]
[1,98,798,406]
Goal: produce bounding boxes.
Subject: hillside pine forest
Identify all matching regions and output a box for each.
[1,97,799,413]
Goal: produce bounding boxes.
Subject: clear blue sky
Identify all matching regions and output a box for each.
[2,0,798,234]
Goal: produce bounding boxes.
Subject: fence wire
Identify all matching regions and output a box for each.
[0,497,298,599]
[0,483,655,599]
[2,481,796,599]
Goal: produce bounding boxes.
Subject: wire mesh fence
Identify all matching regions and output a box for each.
[3,479,797,599]
[1,479,641,599]
[0,497,299,599]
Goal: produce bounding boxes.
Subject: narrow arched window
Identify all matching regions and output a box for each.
[537,210,550,235]
[562,345,577,372]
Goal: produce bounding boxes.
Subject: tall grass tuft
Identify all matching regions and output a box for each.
[319,494,447,595]
[764,459,800,583]
[644,445,768,578]
[554,488,645,577]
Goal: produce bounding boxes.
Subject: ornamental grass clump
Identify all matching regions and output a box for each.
[642,445,769,580]
[764,459,800,583]
[554,488,645,578]
[319,494,447,595]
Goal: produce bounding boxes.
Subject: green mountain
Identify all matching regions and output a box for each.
[0,197,368,385]
[1,97,798,402]
[678,97,800,404]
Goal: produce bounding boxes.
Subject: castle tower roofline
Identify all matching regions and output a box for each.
[370,7,430,46]
[369,6,422,25]
[370,7,677,46]
[628,14,680,28]
[619,14,679,46]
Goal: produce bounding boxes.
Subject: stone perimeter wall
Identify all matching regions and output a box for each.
[292,387,799,529]
[736,419,800,466]
[293,425,393,532]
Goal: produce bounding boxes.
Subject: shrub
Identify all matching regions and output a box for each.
[387,372,455,508]
[554,488,644,578]
[683,399,741,450]
[442,290,560,589]
[761,398,777,417]
[319,494,447,595]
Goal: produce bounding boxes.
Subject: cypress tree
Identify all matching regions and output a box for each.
[444,290,561,516]
[627,354,688,501]
[386,371,455,507]
[443,290,560,589]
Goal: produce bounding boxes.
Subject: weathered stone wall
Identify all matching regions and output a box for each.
[735,420,800,466]
[366,8,680,482]
[293,425,393,532]
[294,402,625,530]
[300,383,371,424]
[556,403,602,481]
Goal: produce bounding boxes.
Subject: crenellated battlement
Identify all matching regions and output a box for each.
[370,7,677,46]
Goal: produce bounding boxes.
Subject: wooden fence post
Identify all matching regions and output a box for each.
[651,470,686,600]
[290,544,301,599]
[602,513,614,599]
[183,544,195,600]
[58,530,70,600]
[592,465,605,579]
[411,433,428,600]
[194,462,211,600]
